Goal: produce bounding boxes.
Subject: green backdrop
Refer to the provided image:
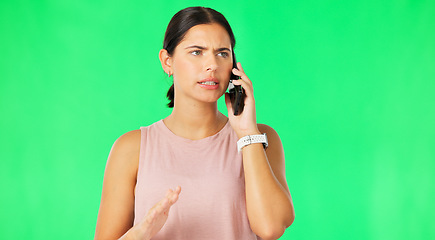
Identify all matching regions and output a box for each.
[1,0,434,239]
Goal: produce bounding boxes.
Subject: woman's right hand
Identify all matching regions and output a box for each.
[120,186,182,240]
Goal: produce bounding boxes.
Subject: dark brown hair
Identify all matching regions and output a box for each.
[163,6,237,108]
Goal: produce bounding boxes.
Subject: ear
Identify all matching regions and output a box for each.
[159,49,173,75]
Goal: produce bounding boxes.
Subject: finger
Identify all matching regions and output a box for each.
[232,79,254,98]
[233,62,246,75]
[232,68,251,84]
[232,68,244,79]
[231,79,243,85]
[152,187,180,213]
[166,188,173,197]
[151,195,167,212]
[169,192,179,204]
[237,62,244,72]
[168,187,182,204]
[161,190,181,215]
[169,186,181,196]
[165,189,174,200]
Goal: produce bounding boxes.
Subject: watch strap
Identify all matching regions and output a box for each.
[237,133,268,152]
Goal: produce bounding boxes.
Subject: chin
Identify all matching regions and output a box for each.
[199,94,223,104]
[201,97,220,104]
[200,90,226,102]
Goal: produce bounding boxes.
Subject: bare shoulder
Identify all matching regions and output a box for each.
[257,124,281,143]
[105,128,142,183]
[104,129,142,191]
[111,129,141,153]
[257,123,277,133]
[256,123,283,155]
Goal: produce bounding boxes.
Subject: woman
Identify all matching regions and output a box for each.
[95,6,295,240]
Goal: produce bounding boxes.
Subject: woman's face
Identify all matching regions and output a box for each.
[170,23,233,105]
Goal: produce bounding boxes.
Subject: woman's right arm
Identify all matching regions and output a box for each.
[94,130,182,240]
[94,130,141,239]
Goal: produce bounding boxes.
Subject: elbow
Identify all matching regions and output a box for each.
[286,210,295,228]
[254,212,295,240]
[255,225,286,240]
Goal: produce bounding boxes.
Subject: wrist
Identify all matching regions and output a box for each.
[237,133,268,152]
[237,129,261,139]
[136,223,152,240]
[119,228,140,240]
[121,224,150,240]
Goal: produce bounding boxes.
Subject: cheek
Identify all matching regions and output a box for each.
[223,61,233,78]
[174,58,199,75]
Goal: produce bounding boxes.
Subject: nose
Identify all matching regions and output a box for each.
[205,55,218,72]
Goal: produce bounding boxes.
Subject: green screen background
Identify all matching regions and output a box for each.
[1,0,434,239]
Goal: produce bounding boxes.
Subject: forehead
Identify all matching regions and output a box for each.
[178,23,232,48]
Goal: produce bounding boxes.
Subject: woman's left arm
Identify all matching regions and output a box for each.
[225,62,295,240]
[242,124,295,240]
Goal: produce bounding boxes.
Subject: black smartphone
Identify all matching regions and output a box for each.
[228,62,245,115]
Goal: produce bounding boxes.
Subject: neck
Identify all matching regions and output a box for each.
[163,98,227,140]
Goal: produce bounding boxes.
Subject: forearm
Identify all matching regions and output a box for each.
[242,142,294,238]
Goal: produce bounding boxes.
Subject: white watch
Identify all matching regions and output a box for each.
[237,133,268,152]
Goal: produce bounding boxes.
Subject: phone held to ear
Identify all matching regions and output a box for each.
[228,70,245,116]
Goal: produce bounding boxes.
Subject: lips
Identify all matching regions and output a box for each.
[198,77,218,84]
[198,78,219,89]
[199,81,217,85]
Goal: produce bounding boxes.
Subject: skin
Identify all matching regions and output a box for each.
[95,23,295,240]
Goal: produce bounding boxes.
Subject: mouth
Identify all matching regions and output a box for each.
[198,81,218,86]
[198,78,219,89]
[198,78,219,85]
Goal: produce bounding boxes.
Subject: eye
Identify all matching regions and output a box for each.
[218,52,229,58]
[190,50,201,56]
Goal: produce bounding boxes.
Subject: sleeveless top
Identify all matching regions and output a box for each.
[133,120,260,239]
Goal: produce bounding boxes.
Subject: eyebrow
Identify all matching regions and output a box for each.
[184,45,231,52]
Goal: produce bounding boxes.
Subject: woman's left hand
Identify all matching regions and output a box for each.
[225,62,261,138]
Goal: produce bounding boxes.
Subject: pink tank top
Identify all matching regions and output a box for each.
[134,120,259,239]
